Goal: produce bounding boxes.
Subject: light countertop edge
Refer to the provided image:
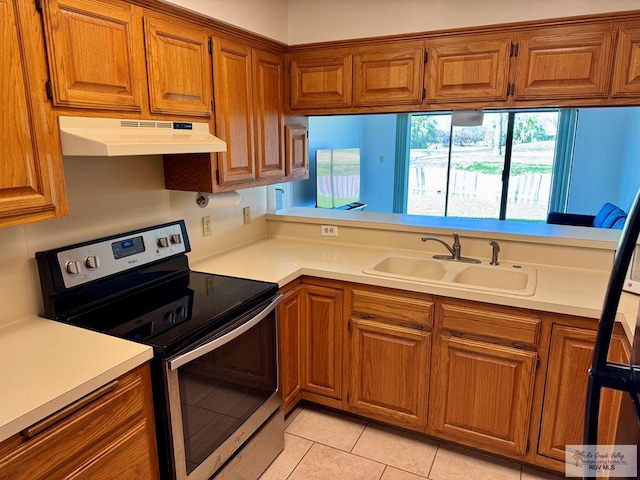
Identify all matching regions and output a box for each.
[0,316,153,443]
[190,237,638,344]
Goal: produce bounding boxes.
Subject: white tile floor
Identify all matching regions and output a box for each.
[259,405,564,480]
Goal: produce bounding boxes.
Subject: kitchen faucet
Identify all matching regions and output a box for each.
[489,240,500,265]
[421,233,481,263]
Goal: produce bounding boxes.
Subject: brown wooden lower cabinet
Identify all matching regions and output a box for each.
[276,278,632,475]
[348,318,430,430]
[428,335,537,456]
[537,325,628,464]
[0,363,159,480]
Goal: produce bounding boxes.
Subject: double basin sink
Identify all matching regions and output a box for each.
[363,254,537,296]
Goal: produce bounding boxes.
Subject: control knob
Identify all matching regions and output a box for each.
[170,234,182,245]
[65,261,82,275]
[85,255,100,269]
[163,311,176,324]
[157,237,169,248]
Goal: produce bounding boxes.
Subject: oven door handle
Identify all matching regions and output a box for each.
[167,293,282,371]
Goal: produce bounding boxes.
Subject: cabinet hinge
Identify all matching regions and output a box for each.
[288,62,292,75]
[35,0,43,12]
[347,392,350,403]
[348,319,352,332]
[215,169,220,184]
[45,80,53,100]
[510,43,514,57]
[536,356,540,370]
[208,38,213,55]
[210,99,214,111]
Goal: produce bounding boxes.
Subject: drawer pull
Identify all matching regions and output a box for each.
[359,314,371,319]
[21,380,118,439]
[449,330,463,337]
[512,342,527,349]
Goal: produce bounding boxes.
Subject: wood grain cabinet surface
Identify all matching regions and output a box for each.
[278,282,304,415]
[0,0,68,228]
[346,285,433,430]
[143,13,212,117]
[41,0,146,111]
[0,364,159,480]
[611,21,640,98]
[512,24,616,100]
[537,325,627,463]
[353,42,425,106]
[288,48,353,109]
[425,34,512,103]
[428,300,539,456]
[300,281,344,403]
[284,125,309,181]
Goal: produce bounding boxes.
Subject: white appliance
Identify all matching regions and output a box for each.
[58,116,226,156]
[623,242,640,294]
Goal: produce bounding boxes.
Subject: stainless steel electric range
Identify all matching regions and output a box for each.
[35,220,284,480]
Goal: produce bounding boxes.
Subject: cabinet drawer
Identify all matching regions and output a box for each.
[350,286,433,329]
[0,366,155,480]
[439,300,540,347]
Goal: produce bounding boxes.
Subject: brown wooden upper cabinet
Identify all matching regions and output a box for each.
[143,14,212,116]
[512,23,616,100]
[1,0,68,228]
[353,42,425,106]
[425,34,512,103]
[611,21,640,98]
[285,125,309,181]
[288,48,353,109]
[41,0,145,111]
[212,38,285,186]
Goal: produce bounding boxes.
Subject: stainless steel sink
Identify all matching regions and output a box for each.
[363,254,537,296]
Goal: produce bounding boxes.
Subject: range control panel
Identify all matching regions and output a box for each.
[54,221,189,289]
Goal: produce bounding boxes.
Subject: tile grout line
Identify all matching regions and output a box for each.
[426,443,441,480]
[283,438,315,480]
[349,420,370,453]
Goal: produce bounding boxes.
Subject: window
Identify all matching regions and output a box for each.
[405,109,576,221]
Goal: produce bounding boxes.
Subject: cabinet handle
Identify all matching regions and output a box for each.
[359,314,371,319]
[21,381,118,439]
[449,330,463,337]
[512,342,527,349]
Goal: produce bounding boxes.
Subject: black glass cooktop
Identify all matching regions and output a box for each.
[63,270,278,357]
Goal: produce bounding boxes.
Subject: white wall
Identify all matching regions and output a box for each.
[0,156,268,327]
[287,0,640,44]
[162,0,288,43]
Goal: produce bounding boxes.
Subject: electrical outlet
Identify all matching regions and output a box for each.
[243,206,251,225]
[202,216,212,236]
[321,225,338,237]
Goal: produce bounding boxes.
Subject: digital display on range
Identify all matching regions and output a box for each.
[112,236,145,259]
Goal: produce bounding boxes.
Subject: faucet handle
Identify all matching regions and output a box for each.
[451,233,460,245]
[489,240,500,265]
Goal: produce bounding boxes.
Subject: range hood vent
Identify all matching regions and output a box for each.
[58,116,226,157]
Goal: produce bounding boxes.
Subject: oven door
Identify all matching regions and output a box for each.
[164,294,282,480]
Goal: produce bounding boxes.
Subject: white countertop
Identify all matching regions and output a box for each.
[0,316,152,443]
[191,237,638,342]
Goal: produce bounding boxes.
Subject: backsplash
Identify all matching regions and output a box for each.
[0,155,268,327]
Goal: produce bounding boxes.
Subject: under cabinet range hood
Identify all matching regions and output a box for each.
[58,116,226,157]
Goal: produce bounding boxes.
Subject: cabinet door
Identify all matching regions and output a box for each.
[0,0,68,227]
[144,15,212,116]
[252,49,285,180]
[538,325,626,462]
[213,38,255,185]
[284,125,309,181]
[279,284,303,414]
[611,22,640,98]
[302,284,343,400]
[349,319,430,429]
[426,34,512,103]
[289,49,353,109]
[353,43,425,106]
[513,25,615,100]
[41,0,145,111]
[429,336,537,455]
